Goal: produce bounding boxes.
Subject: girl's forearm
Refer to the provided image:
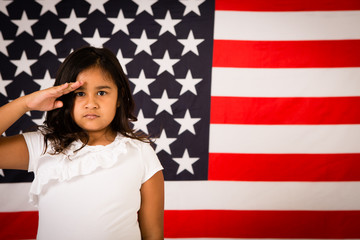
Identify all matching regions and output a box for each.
[0,96,30,135]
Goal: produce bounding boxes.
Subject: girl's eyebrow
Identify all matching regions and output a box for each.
[75,85,112,90]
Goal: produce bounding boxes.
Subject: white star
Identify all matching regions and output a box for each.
[154,129,176,154]
[11,51,37,76]
[0,169,4,177]
[174,109,201,135]
[0,31,12,56]
[172,149,199,174]
[36,30,62,55]
[153,50,180,76]
[0,0,11,16]
[108,9,134,35]
[12,11,37,36]
[83,28,110,48]
[132,0,158,16]
[151,90,178,115]
[154,10,181,36]
[34,70,55,90]
[0,74,12,96]
[133,109,154,134]
[116,48,133,74]
[175,70,202,95]
[86,0,108,14]
[179,0,205,16]
[130,30,157,55]
[178,30,204,56]
[60,9,86,34]
[35,0,61,15]
[129,70,155,95]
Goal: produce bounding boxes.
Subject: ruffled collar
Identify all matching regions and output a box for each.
[29,133,141,206]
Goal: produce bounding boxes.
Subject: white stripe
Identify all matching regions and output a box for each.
[0,183,36,212]
[209,124,360,154]
[214,11,360,40]
[2,182,360,212]
[211,67,360,97]
[164,181,360,210]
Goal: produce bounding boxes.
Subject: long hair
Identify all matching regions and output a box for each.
[40,46,147,154]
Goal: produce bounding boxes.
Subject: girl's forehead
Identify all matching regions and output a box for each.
[77,67,116,87]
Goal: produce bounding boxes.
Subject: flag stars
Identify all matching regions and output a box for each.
[86,0,108,14]
[0,32,12,56]
[172,149,199,175]
[34,70,55,90]
[0,0,11,16]
[179,0,206,16]
[129,70,155,95]
[36,31,62,55]
[133,109,154,134]
[155,11,182,36]
[11,51,37,77]
[154,129,176,154]
[12,11,37,36]
[108,9,134,35]
[130,30,157,55]
[178,30,204,56]
[153,50,180,76]
[174,109,201,135]
[60,10,86,34]
[176,70,202,95]
[152,90,178,115]
[0,74,12,96]
[116,49,132,74]
[84,28,110,48]
[0,169,4,177]
[132,0,158,16]
[36,0,61,15]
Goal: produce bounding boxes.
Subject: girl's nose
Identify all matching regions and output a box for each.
[85,96,99,109]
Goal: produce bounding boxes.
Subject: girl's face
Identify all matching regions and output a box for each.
[72,67,119,138]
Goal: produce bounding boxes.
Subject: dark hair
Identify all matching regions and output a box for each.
[40,46,147,154]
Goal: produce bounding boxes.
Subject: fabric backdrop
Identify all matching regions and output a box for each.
[1,0,360,239]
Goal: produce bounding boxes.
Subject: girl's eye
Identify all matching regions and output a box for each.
[75,92,85,97]
[98,91,107,96]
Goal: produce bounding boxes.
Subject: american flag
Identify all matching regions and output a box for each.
[1,0,360,239]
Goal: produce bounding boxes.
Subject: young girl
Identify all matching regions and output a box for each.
[0,47,164,240]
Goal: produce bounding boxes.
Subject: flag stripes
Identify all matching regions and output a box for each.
[215,0,360,11]
[214,11,360,40]
[209,124,360,153]
[213,40,360,68]
[209,153,360,181]
[164,210,360,238]
[211,67,360,97]
[208,0,360,238]
[210,96,360,124]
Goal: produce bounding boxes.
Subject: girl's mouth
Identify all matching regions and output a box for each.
[84,114,99,119]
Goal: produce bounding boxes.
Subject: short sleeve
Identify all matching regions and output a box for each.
[22,131,45,173]
[140,143,163,184]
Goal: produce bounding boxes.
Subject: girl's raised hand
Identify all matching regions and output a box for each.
[24,81,84,112]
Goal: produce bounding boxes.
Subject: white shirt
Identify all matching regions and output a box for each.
[23,131,163,240]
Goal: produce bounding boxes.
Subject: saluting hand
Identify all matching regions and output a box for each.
[24,81,84,112]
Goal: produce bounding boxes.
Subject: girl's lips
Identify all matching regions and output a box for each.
[84,114,99,119]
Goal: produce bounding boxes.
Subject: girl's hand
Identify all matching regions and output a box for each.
[24,81,84,112]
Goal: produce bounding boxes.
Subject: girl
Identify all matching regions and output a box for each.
[0,47,164,240]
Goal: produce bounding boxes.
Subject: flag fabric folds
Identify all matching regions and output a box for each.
[1,0,360,239]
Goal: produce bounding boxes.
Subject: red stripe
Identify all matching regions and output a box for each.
[0,211,38,239]
[213,40,360,68]
[210,96,360,124]
[209,153,360,181]
[164,210,360,238]
[215,0,360,11]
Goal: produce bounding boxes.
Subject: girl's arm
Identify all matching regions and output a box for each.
[0,82,83,170]
[138,171,165,240]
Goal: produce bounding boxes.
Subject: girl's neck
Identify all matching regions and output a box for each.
[86,130,117,146]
